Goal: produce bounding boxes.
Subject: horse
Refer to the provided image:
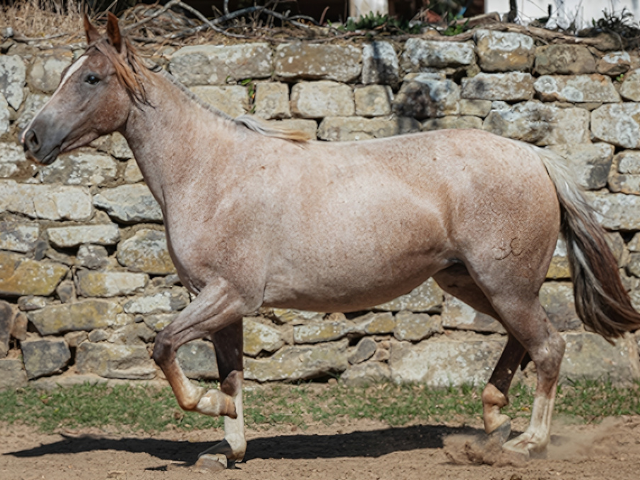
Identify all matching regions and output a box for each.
[21,13,640,469]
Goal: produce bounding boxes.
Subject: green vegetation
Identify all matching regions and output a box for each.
[1,380,639,434]
[340,12,422,34]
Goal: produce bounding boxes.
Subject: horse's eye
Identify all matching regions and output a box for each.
[85,74,100,85]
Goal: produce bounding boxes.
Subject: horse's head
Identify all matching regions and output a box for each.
[22,13,148,165]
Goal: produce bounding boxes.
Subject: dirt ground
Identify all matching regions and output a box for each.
[2,416,640,480]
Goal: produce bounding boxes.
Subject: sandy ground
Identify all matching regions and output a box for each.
[2,416,640,480]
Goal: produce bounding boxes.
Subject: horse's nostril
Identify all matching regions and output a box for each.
[24,129,40,152]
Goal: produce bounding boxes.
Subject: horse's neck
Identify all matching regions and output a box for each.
[122,73,239,209]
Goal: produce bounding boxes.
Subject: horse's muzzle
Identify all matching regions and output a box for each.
[22,128,58,165]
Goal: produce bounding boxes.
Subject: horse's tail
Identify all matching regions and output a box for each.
[537,148,640,340]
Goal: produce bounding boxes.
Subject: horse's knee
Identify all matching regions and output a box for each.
[152,330,173,365]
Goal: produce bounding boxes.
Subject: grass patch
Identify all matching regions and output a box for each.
[1,380,639,434]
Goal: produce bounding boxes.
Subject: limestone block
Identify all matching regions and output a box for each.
[28,52,73,93]
[170,43,272,86]
[0,94,8,136]
[294,320,352,344]
[15,93,50,133]
[389,335,505,386]
[620,69,640,103]
[40,150,118,186]
[190,85,248,118]
[243,317,284,356]
[362,41,399,86]
[143,313,177,332]
[76,270,148,298]
[598,51,631,76]
[587,191,640,230]
[340,362,391,387]
[76,342,156,379]
[548,143,615,190]
[123,288,190,315]
[18,296,48,311]
[401,38,474,71]
[375,278,443,313]
[64,330,88,348]
[271,309,324,324]
[124,160,143,183]
[348,337,377,365]
[92,132,133,160]
[475,29,535,72]
[0,251,68,297]
[77,244,109,270]
[394,75,460,119]
[546,238,571,279]
[266,119,317,140]
[117,229,175,275]
[244,339,349,382]
[254,83,290,120]
[534,74,620,103]
[461,72,534,101]
[0,300,15,357]
[393,311,443,342]
[609,150,640,195]
[28,299,124,335]
[0,142,29,179]
[0,358,27,390]
[0,222,39,253]
[177,339,218,380]
[93,184,162,223]
[483,102,590,146]
[534,45,596,75]
[318,116,419,142]
[0,55,26,109]
[290,81,354,118]
[354,85,392,117]
[21,338,71,379]
[47,224,120,248]
[540,282,581,331]
[422,116,483,131]
[591,103,640,148]
[560,332,640,384]
[458,99,492,117]
[441,294,505,333]
[0,180,93,221]
[110,322,155,345]
[275,43,361,82]
[627,253,640,277]
[354,311,396,335]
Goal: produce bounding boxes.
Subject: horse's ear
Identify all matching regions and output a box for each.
[83,14,100,45]
[106,12,123,53]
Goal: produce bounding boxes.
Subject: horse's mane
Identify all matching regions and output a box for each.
[92,37,311,143]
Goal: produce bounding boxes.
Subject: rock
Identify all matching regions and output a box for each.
[190,86,248,118]
[47,224,120,248]
[483,102,590,146]
[0,94,8,135]
[458,99,492,117]
[0,180,92,221]
[40,150,118,186]
[474,30,535,72]
[123,288,190,315]
[76,343,156,379]
[170,43,272,86]
[534,74,620,103]
[177,339,218,379]
[348,337,377,364]
[609,150,640,195]
[422,116,483,131]
[375,278,443,312]
[627,253,640,277]
[28,299,124,335]
[123,159,143,183]
[461,72,535,101]
[143,313,176,332]
[76,270,148,297]
[117,229,175,275]
[547,238,571,279]
[318,116,420,142]
[393,75,460,119]
[354,85,392,117]
[92,132,133,160]
[539,282,581,331]
[93,184,162,223]
[111,323,155,345]
[354,311,396,335]
[560,332,640,384]
[0,300,15,357]
[0,55,26,109]
[619,69,640,101]
[265,119,317,140]
[15,93,50,133]
[0,251,68,297]
[597,51,631,76]
[294,320,352,344]
[244,339,349,382]
[0,222,39,253]
[0,142,31,179]
[56,280,75,303]
[88,329,110,342]
[18,296,48,311]
[393,311,443,341]
[290,81,354,118]
[340,362,391,387]
[534,45,596,75]
[0,358,28,390]
[401,39,474,71]
[243,317,284,356]
[275,43,361,82]
[591,103,640,148]
[254,83,290,120]
[389,334,505,386]
[548,143,615,190]
[64,330,88,348]
[21,338,71,379]
[586,191,640,230]
[441,294,505,333]
[362,41,399,87]
[271,309,324,324]
[77,244,110,270]
[28,53,73,93]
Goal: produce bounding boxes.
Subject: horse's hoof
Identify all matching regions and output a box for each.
[194,453,227,472]
[503,436,532,459]
[488,418,511,445]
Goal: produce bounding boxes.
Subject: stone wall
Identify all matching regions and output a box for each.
[2,29,640,391]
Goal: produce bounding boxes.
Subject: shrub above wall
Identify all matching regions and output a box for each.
[2,29,640,391]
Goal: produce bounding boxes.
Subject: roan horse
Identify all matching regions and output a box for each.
[21,14,640,468]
